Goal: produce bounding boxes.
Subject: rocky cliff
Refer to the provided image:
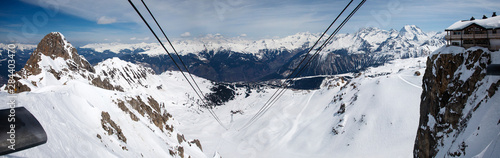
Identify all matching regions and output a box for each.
[414,46,500,157]
[11,32,95,93]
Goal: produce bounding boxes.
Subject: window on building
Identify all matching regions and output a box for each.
[493,29,497,34]
[451,42,460,46]
[453,31,461,35]
[464,40,473,44]
[476,39,488,44]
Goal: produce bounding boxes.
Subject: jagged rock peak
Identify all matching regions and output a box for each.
[24,32,94,76]
[36,32,77,60]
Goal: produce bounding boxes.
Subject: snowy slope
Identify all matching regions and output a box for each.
[1,30,431,157]
[168,57,427,158]
[5,31,496,158]
[9,30,498,158]
[1,66,209,158]
[0,80,206,158]
[1,32,207,158]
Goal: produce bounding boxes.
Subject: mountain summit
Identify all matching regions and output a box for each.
[23,32,94,76]
[79,25,446,82]
[5,32,206,157]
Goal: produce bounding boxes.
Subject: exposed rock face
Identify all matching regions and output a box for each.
[101,111,127,143]
[6,32,205,157]
[93,57,155,91]
[414,47,500,157]
[11,32,95,93]
[24,32,94,76]
[9,32,156,93]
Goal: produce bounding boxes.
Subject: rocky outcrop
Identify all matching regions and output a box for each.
[93,57,155,91]
[101,111,127,143]
[414,46,500,157]
[24,32,94,76]
[10,32,95,93]
[5,32,206,157]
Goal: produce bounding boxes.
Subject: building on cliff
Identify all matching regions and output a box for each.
[445,12,500,51]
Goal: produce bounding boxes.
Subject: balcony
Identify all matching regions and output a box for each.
[463,43,489,48]
[445,35,462,40]
[489,34,500,39]
[445,33,500,40]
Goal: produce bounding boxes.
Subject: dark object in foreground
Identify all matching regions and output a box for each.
[487,64,500,75]
[0,107,47,155]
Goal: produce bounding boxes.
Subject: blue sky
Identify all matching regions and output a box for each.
[1,0,499,46]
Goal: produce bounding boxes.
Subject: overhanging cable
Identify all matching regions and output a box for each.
[128,0,227,130]
[240,0,366,130]
[262,0,367,122]
[137,0,226,130]
[239,0,356,130]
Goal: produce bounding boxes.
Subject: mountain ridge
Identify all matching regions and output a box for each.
[78,25,445,82]
[3,32,206,158]
[80,25,444,58]
[0,25,445,83]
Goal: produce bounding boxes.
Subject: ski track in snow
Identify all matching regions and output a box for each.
[0,56,457,158]
[398,74,422,89]
[278,90,317,146]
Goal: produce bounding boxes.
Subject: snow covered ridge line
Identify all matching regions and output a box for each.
[2,32,207,157]
[81,32,322,56]
[0,43,37,51]
[81,25,446,57]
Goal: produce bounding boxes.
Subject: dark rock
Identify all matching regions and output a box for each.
[101,111,127,143]
[414,48,492,157]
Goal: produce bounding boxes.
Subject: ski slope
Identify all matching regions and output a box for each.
[170,57,427,158]
[0,56,427,158]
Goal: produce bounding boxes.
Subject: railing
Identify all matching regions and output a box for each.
[445,34,500,39]
[489,34,500,39]
[445,35,461,40]
[463,44,489,48]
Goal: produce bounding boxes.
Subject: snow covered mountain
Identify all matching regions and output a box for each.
[0,43,36,84]
[79,25,445,82]
[0,25,444,83]
[188,57,427,157]
[2,32,206,157]
[81,25,443,58]
[1,31,497,158]
[81,32,320,57]
[1,31,429,157]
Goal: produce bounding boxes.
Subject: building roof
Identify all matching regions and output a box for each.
[445,16,500,31]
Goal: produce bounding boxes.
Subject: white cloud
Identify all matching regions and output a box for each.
[240,34,247,37]
[18,0,500,42]
[97,16,117,24]
[180,32,191,37]
[130,37,149,41]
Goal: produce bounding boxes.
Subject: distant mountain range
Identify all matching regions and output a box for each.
[1,25,446,83]
[2,27,498,158]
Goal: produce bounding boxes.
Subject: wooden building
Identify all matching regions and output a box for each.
[445,12,500,51]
